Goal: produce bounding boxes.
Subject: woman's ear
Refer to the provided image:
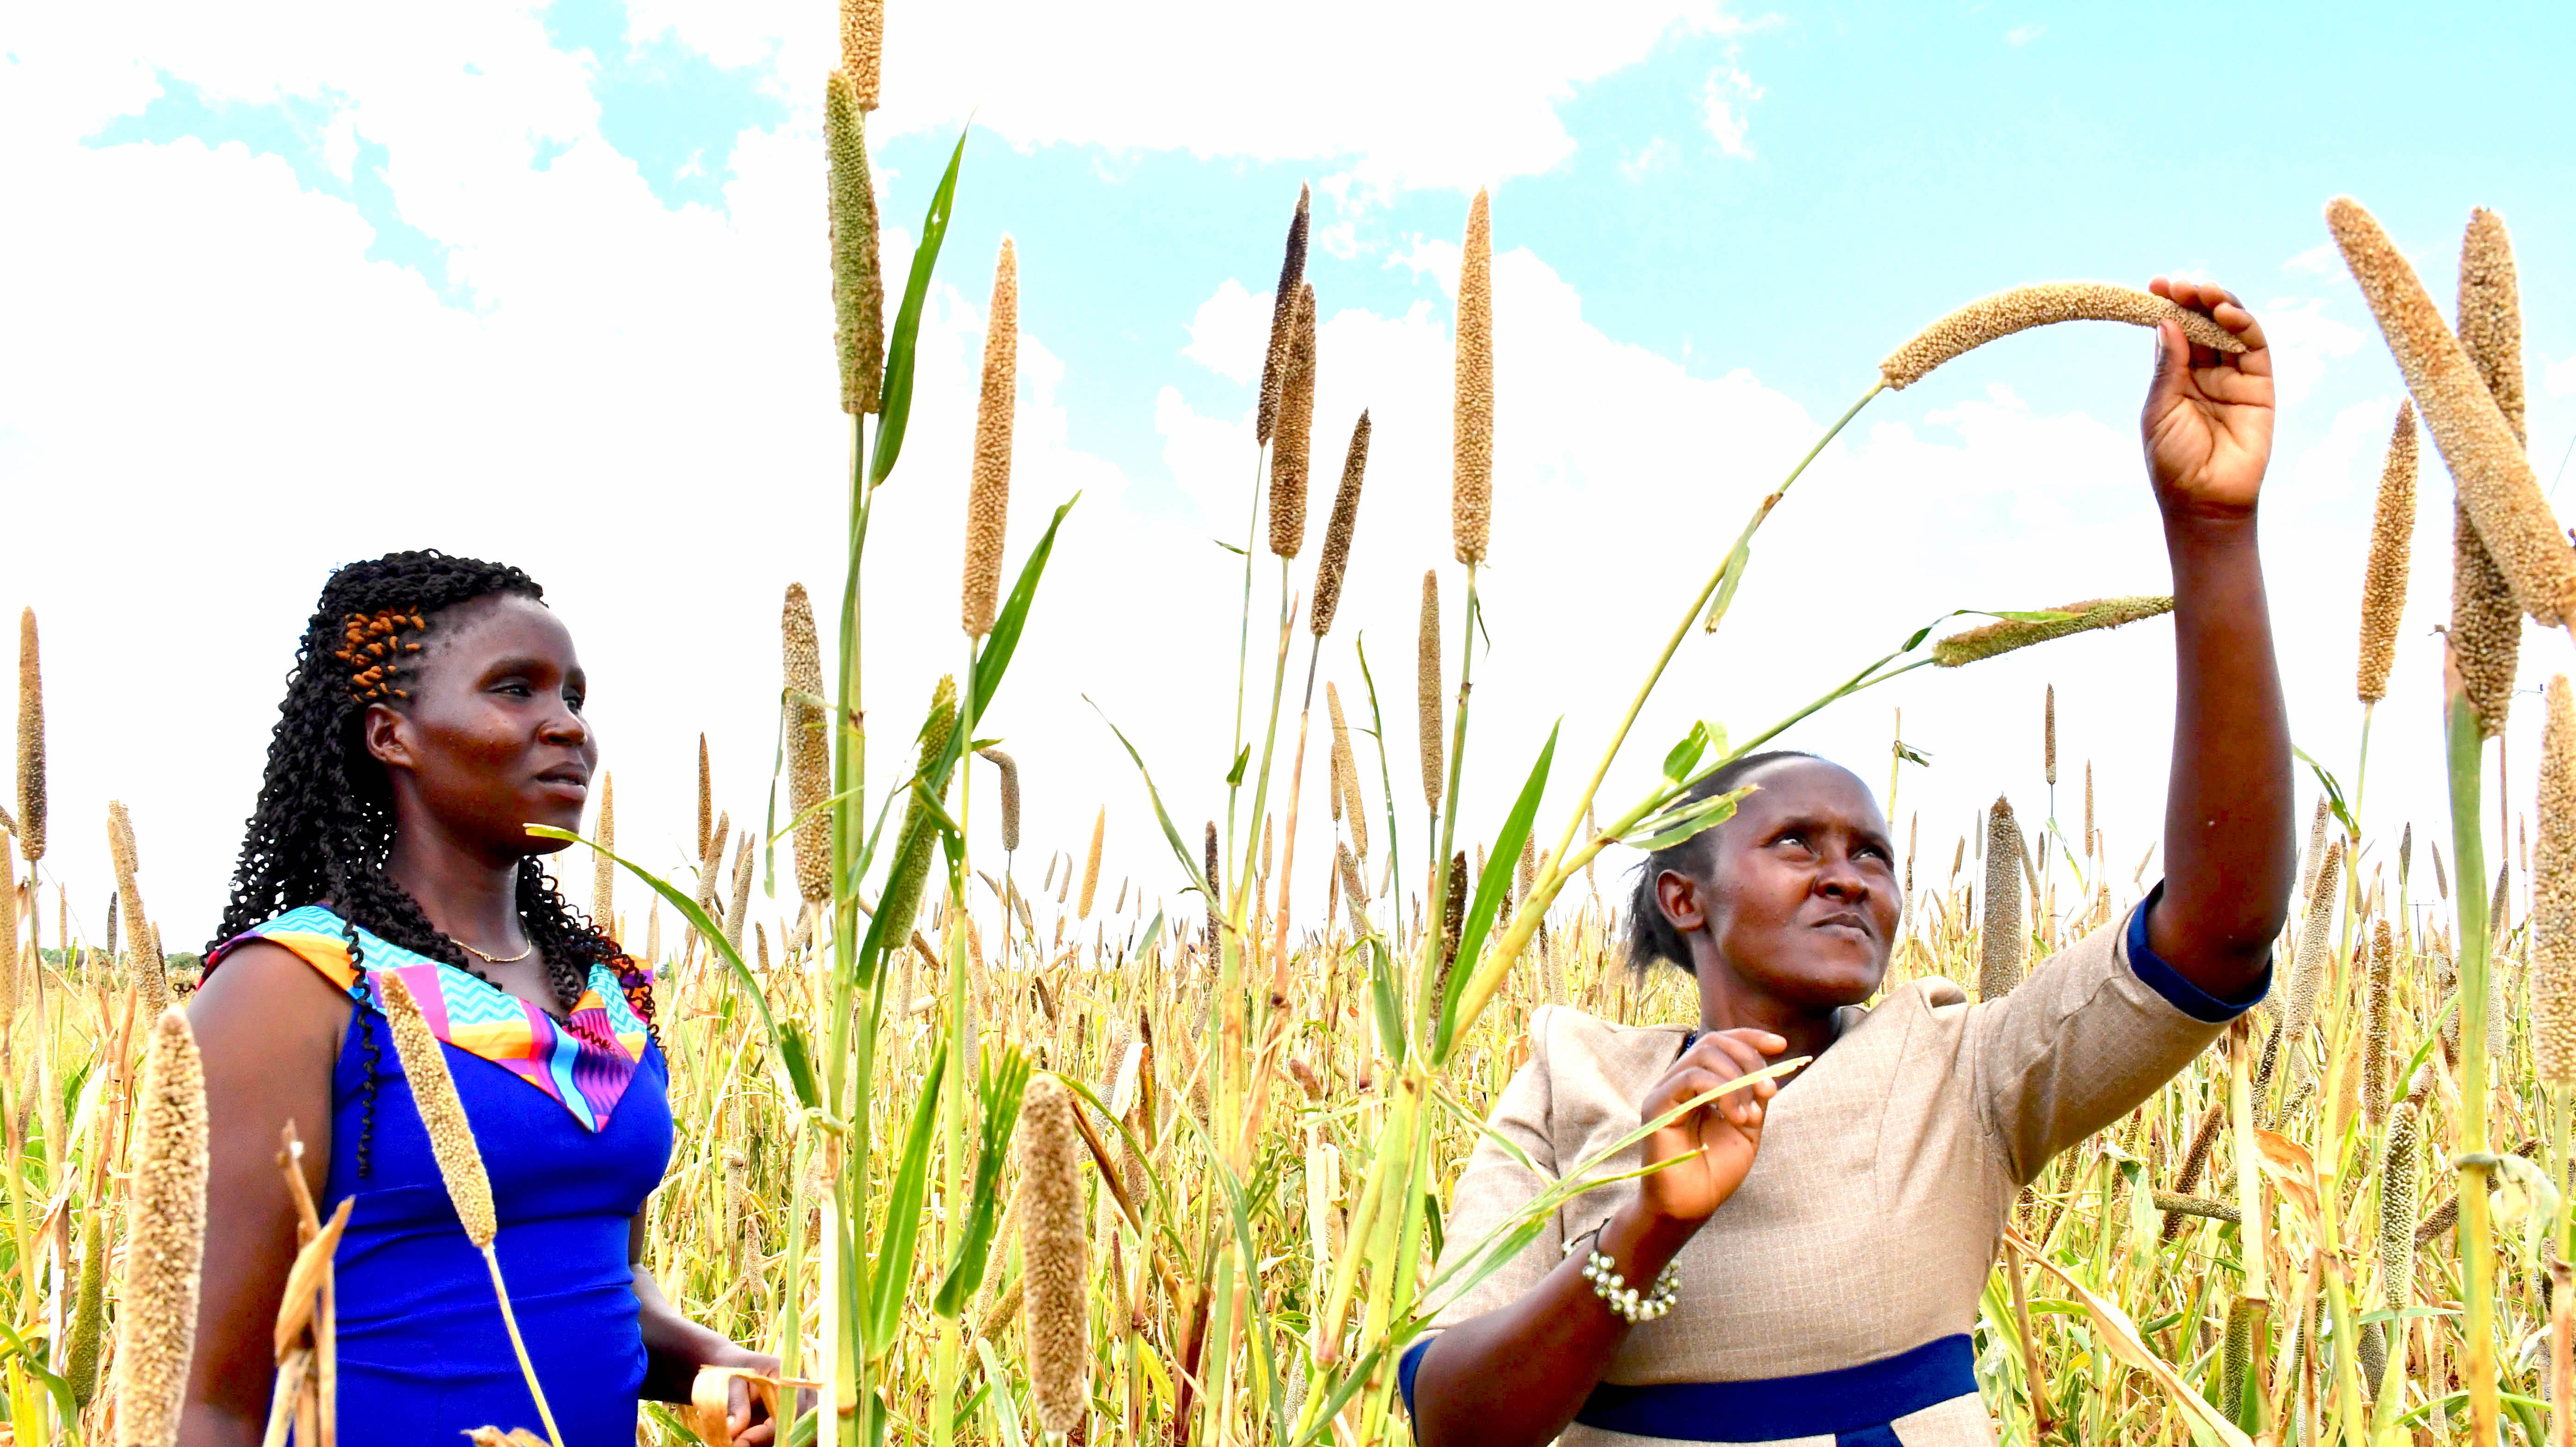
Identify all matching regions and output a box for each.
[1654,868,1708,934]
[362,701,412,771]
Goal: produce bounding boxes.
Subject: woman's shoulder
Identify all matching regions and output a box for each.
[206,903,369,991]
[1521,1004,1691,1095]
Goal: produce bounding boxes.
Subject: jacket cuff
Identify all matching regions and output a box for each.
[2126,883,2270,1024]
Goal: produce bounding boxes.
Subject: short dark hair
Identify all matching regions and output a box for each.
[1623,750,1816,975]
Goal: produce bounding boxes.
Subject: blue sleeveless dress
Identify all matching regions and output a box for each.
[211,906,674,1447]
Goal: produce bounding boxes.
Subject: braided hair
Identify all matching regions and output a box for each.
[206,550,656,1176]
[1624,750,1816,976]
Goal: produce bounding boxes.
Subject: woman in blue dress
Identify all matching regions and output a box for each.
[183,551,784,1445]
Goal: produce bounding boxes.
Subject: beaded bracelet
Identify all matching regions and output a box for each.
[1579,1250,1680,1323]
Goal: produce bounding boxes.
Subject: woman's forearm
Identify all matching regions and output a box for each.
[1411,1203,1694,1447]
[634,1267,729,1401]
[2153,509,2293,992]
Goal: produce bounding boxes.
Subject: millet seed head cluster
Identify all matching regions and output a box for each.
[2532,674,2576,1088]
[112,1010,208,1447]
[961,237,1018,638]
[1257,185,1312,448]
[1877,282,2243,391]
[1018,1075,1090,1435]
[1451,189,1493,566]
[2328,197,2575,628]
[1268,283,1319,558]
[783,583,832,904]
[1978,797,2026,1000]
[2354,402,2416,704]
[1932,596,2174,668]
[824,70,885,416]
[1308,410,1371,637]
[379,971,500,1248]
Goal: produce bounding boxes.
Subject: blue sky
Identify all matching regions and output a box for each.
[6,0,2571,946]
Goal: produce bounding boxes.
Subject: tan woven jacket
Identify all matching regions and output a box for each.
[1424,904,2239,1447]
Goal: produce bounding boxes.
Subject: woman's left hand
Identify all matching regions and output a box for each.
[694,1341,814,1446]
[2141,277,2273,521]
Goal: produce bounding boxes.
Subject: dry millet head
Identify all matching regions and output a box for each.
[1308,410,1372,637]
[114,1009,209,1447]
[697,734,713,866]
[378,971,499,1248]
[14,609,41,865]
[1417,569,1444,811]
[2043,684,2056,786]
[2355,401,2418,704]
[2328,196,2576,626]
[979,748,1022,853]
[825,70,885,416]
[783,583,833,903]
[1327,682,1368,860]
[1256,184,1313,447]
[1931,596,2174,668]
[1978,798,2026,1000]
[1451,189,1494,567]
[2283,841,2343,1046]
[2296,795,2330,904]
[2378,1101,2419,1312]
[2533,674,2576,1087]
[2363,917,2395,1125]
[2452,499,2524,742]
[591,773,617,926]
[1017,1075,1090,1436]
[1268,282,1320,558]
[1079,808,1105,921]
[961,236,1019,638]
[2457,207,2525,445]
[838,0,881,107]
[1878,282,2244,390]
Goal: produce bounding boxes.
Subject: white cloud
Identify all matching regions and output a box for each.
[1699,48,1762,158]
[2004,24,2045,46]
[2547,352,2576,399]
[1620,135,1680,179]
[1182,278,1269,385]
[835,0,1752,193]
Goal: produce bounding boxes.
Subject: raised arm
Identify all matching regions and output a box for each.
[2140,278,2294,993]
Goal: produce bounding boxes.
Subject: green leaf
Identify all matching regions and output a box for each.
[1090,699,1210,893]
[1659,720,1709,785]
[1434,726,1556,1058]
[972,494,1080,717]
[972,1339,1029,1447]
[1368,934,1406,1065]
[865,1039,947,1353]
[1213,537,1248,557]
[934,1046,1034,1315]
[1622,785,1753,854]
[2291,745,2356,838]
[1227,746,1251,787]
[526,824,813,1109]
[870,125,968,485]
[1699,539,1752,633]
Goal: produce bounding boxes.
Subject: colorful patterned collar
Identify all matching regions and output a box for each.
[211,904,656,1133]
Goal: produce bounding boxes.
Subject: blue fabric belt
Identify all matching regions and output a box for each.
[1399,1332,1975,1443]
[1571,1334,1977,1442]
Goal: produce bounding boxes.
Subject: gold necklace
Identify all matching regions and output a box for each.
[457,937,536,965]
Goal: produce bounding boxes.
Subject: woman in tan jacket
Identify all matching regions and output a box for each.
[1402,278,2289,1447]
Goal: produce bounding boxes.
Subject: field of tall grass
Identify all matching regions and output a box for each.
[2,4,2570,1446]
